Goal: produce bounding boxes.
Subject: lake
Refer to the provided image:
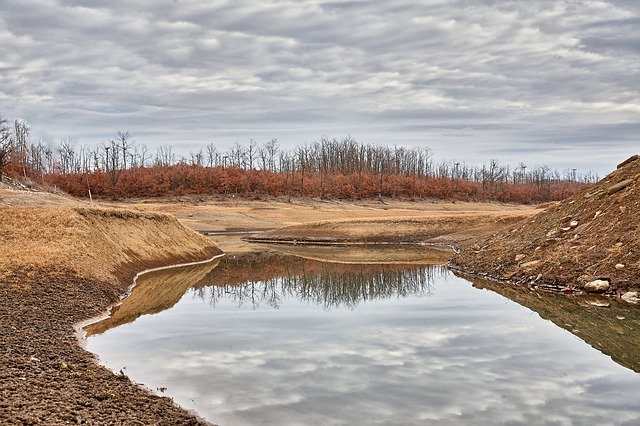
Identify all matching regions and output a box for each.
[85,251,640,425]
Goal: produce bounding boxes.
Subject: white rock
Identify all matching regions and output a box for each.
[569,220,579,227]
[515,254,526,262]
[615,264,625,270]
[587,300,610,307]
[584,279,610,293]
[621,291,639,304]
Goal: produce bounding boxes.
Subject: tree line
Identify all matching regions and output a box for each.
[0,114,599,203]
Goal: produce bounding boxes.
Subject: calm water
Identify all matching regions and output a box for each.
[86,254,640,425]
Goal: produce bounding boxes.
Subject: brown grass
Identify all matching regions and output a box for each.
[0,205,220,285]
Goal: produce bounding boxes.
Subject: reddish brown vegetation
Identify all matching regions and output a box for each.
[41,164,585,203]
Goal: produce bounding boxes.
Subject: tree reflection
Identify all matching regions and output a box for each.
[193,263,445,310]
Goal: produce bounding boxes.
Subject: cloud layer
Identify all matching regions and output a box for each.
[1,1,639,173]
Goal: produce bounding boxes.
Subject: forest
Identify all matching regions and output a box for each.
[0,115,598,203]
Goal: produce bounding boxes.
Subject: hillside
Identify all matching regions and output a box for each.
[452,155,639,300]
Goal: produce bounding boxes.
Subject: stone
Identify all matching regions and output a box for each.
[615,264,625,270]
[515,254,526,262]
[587,300,610,307]
[569,220,579,228]
[621,291,639,304]
[584,279,610,293]
[607,179,633,195]
[520,260,540,269]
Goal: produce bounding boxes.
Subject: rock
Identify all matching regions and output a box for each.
[584,279,610,293]
[615,263,625,270]
[607,179,633,195]
[617,315,626,320]
[587,300,610,307]
[515,254,526,262]
[621,291,639,304]
[569,220,579,228]
[520,260,540,269]
[593,210,602,219]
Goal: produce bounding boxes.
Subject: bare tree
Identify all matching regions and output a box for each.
[116,130,133,170]
[155,145,174,167]
[0,115,13,179]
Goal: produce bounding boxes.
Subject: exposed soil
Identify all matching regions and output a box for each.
[1,185,223,424]
[452,154,640,297]
[115,196,535,253]
[1,260,223,425]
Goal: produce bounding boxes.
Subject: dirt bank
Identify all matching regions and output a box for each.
[452,154,640,298]
[1,203,221,424]
[116,196,534,253]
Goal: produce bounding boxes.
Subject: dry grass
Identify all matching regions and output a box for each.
[0,205,219,284]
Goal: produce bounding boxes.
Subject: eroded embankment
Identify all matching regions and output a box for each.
[451,154,640,299]
[0,205,221,424]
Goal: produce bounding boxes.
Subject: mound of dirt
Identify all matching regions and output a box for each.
[452,155,639,298]
[0,205,220,285]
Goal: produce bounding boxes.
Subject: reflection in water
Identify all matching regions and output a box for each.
[84,258,221,336]
[463,273,640,373]
[86,251,640,425]
[194,265,441,310]
[86,249,446,336]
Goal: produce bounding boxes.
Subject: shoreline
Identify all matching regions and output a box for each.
[75,253,226,348]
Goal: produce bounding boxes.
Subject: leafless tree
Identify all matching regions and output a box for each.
[0,115,13,179]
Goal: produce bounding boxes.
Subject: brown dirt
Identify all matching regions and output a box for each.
[1,266,217,425]
[452,154,640,297]
[1,189,222,424]
[116,196,535,253]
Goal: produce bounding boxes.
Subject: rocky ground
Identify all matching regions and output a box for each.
[452,154,640,301]
[1,265,218,425]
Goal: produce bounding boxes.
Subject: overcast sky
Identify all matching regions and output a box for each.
[1,0,638,174]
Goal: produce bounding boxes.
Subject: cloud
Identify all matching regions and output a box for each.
[1,0,638,174]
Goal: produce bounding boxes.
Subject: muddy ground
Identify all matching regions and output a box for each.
[1,262,218,425]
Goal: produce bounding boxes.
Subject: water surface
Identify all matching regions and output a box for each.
[86,253,640,425]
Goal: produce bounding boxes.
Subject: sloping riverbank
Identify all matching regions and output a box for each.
[0,204,221,424]
[451,154,640,299]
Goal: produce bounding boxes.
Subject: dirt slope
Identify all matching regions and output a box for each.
[452,155,640,297]
[1,199,221,424]
[0,205,219,284]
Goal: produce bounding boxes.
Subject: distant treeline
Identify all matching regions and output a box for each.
[0,114,598,203]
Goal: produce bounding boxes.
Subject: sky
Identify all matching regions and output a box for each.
[0,0,639,175]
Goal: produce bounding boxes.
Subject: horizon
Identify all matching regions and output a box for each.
[2,1,639,176]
